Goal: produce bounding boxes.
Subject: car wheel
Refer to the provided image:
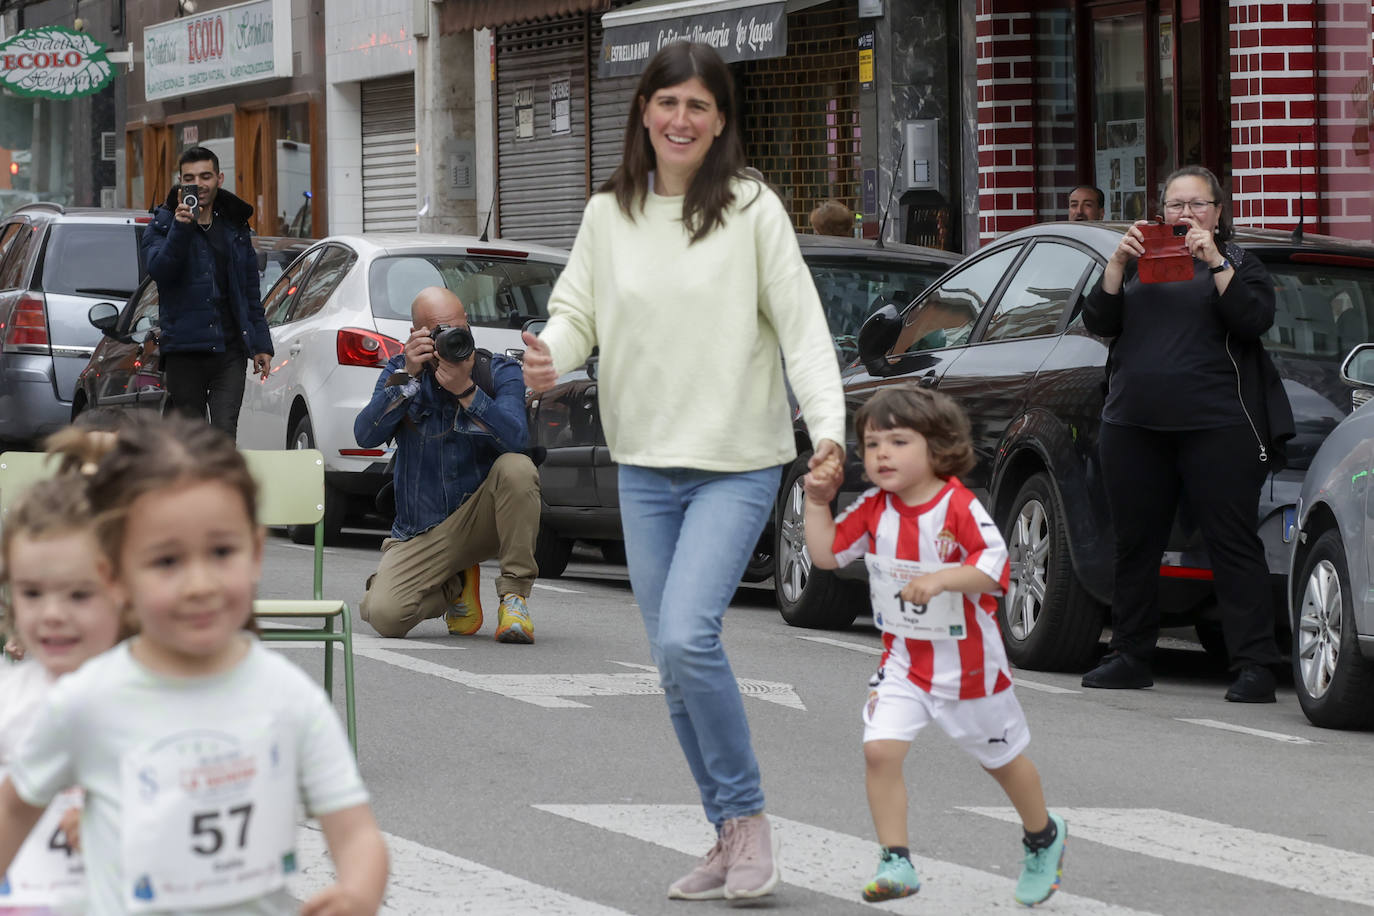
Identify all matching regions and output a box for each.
[288,414,345,546]
[773,454,865,629]
[535,527,573,578]
[997,471,1103,671]
[1292,529,1374,729]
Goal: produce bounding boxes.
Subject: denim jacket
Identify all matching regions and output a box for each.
[354,353,530,539]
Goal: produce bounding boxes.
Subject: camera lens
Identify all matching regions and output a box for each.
[433,325,475,362]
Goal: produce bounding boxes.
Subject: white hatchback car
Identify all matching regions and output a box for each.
[236,233,569,542]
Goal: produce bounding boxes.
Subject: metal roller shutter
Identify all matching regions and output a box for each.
[361,76,418,232]
[496,18,587,247]
[588,17,637,191]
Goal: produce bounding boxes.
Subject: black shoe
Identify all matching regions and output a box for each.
[1081,651,1153,689]
[1224,665,1277,703]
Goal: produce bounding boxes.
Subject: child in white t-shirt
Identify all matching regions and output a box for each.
[1,474,126,915]
[0,413,389,915]
[804,385,1067,907]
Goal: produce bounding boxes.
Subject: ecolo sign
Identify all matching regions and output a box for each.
[0,26,113,99]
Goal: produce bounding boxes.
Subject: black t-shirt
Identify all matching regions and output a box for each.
[1083,245,1276,431]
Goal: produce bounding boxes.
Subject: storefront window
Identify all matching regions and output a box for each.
[172,113,234,191]
[1033,6,1077,218]
[272,104,312,237]
[1092,11,1147,220]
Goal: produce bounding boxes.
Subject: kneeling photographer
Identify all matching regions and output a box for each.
[355,286,540,643]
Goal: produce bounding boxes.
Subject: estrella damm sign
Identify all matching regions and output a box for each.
[0,26,113,99]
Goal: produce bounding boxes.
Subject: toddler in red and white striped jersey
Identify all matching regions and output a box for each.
[803,384,1067,907]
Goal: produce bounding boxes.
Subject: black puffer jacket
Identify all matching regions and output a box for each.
[141,187,273,356]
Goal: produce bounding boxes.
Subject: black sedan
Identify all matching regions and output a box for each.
[75,236,314,417]
[786,221,1374,672]
[527,233,961,579]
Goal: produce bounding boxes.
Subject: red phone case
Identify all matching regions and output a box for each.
[1136,222,1195,284]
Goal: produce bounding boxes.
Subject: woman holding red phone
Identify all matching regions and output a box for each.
[1079,165,1294,702]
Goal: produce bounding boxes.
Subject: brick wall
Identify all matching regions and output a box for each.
[975,0,1036,242]
[1230,0,1374,243]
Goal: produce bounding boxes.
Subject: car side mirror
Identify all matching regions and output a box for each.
[1340,343,1374,389]
[857,304,903,377]
[522,317,547,338]
[88,301,120,337]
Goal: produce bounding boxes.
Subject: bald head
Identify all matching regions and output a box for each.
[410,286,467,330]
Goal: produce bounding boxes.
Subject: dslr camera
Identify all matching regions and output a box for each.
[180,184,200,217]
[431,324,475,363]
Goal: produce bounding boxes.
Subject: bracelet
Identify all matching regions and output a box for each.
[456,382,477,399]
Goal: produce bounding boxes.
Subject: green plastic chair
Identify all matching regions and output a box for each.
[0,448,357,752]
[243,449,357,752]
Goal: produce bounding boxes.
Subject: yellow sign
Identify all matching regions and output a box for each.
[858,47,873,86]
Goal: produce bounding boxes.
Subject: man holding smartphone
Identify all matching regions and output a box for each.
[140,146,272,437]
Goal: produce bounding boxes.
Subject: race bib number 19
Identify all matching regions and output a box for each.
[0,770,84,908]
[865,554,967,640]
[120,722,297,912]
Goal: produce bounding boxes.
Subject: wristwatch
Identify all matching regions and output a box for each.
[1209,258,1232,274]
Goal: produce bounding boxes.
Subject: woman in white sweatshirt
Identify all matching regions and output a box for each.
[522,41,845,903]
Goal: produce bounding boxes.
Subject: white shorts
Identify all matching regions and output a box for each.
[862,673,1030,769]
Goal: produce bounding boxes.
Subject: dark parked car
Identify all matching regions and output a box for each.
[75,236,314,418]
[785,221,1374,672]
[527,234,961,578]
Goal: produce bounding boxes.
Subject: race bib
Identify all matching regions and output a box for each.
[865,554,967,640]
[120,720,298,912]
[0,767,84,908]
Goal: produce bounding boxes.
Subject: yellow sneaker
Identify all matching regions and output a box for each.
[444,565,484,636]
[494,593,533,644]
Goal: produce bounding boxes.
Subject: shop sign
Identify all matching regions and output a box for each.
[599,1,786,78]
[144,0,292,102]
[549,74,571,136]
[0,26,113,99]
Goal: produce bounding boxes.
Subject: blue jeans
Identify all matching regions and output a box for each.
[618,464,783,826]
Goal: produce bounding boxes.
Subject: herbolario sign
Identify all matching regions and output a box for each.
[0,26,114,99]
[598,1,786,78]
[144,0,292,102]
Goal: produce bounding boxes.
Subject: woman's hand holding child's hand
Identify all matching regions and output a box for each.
[804,455,843,505]
[899,572,947,606]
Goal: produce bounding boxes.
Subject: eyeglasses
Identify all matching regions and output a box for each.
[1163,199,1218,214]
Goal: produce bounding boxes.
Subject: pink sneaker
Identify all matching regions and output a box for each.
[722,814,781,899]
[667,836,727,900]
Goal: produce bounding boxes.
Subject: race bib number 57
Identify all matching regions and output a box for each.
[120,723,298,912]
[865,554,967,640]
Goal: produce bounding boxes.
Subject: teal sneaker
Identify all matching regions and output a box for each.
[861,848,919,902]
[1015,813,1067,906]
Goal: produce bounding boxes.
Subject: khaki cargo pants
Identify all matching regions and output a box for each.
[360,452,540,638]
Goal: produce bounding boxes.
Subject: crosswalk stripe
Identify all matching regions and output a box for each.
[288,822,636,915]
[963,807,1374,908]
[535,804,1160,915]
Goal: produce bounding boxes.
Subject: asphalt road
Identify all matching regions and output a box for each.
[263,529,1374,916]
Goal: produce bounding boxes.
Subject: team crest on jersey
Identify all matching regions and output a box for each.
[933,528,963,562]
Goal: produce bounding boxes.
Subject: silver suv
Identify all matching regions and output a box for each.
[0,203,149,444]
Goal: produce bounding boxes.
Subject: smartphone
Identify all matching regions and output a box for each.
[179,184,200,217]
